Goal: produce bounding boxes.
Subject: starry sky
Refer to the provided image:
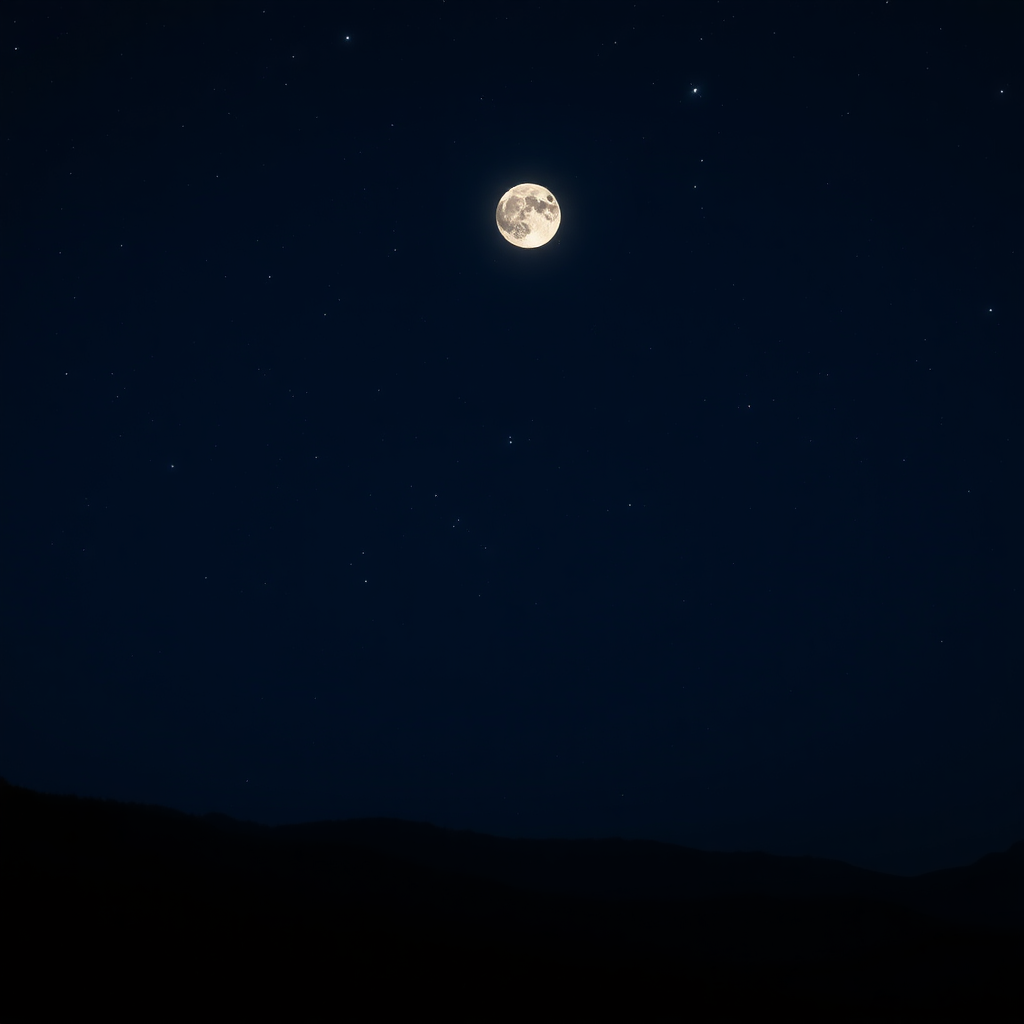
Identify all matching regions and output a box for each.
[2,0,1021,875]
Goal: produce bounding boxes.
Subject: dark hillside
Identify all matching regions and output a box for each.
[277,816,1024,929]
[3,781,1021,1020]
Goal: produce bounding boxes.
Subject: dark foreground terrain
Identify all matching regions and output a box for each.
[3,780,1021,1020]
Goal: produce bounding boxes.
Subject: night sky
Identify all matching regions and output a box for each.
[3,1,1021,876]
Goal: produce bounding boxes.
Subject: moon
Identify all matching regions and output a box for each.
[495,183,561,248]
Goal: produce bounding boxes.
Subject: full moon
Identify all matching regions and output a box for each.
[495,183,561,248]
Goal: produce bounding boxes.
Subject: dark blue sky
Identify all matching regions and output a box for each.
[2,0,1021,875]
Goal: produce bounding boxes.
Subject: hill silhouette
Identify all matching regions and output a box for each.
[274,816,1024,931]
[3,779,1021,1020]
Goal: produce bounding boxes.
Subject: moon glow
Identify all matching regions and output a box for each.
[496,183,561,248]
